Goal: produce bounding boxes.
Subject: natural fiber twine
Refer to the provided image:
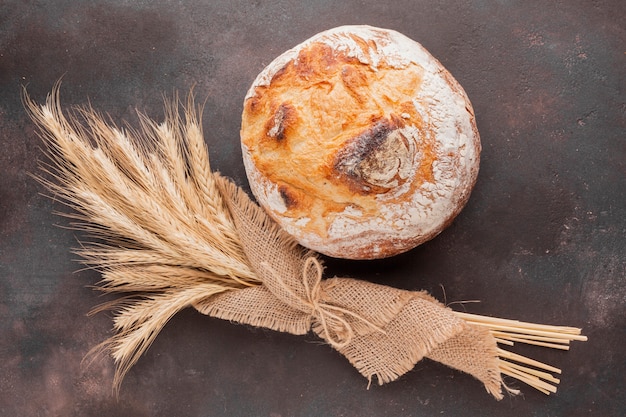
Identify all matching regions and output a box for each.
[194,176,504,399]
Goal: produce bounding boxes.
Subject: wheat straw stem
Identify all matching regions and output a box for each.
[455,312,585,336]
[491,331,572,345]
[454,311,586,395]
[497,347,562,374]
[500,359,560,384]
[496,336,571,351]
[499,365,556,395]
[493,337,514,346]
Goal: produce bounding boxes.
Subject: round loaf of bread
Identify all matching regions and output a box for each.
[240,25,480,260]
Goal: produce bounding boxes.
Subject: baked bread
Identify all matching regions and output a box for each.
[240,25,480,260]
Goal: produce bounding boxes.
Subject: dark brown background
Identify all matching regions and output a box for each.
[1,1,624,416]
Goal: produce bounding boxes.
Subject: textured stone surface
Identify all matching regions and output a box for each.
[1,1,624,416]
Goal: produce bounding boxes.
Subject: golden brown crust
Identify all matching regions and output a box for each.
[241,26,480,259]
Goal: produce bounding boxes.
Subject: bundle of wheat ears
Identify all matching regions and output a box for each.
[24,86,586,399]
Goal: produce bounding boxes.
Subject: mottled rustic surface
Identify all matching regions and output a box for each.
[1,1,624,416]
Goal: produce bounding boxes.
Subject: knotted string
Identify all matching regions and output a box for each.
[259,257,385,349]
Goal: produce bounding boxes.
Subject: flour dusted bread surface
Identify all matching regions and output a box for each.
[241,25,480,259]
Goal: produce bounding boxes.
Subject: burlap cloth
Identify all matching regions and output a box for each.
[194,177,503,399]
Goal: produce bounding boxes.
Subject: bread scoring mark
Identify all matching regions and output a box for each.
[334,118,394,178]
[358,129,413,186]
[265,102,296,141]
[278,184,298,209]
[333,117,418,194]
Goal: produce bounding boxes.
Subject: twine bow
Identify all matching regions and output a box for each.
[260,257,385,349]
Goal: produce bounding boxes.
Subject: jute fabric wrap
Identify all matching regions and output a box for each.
[194,177,504,399]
